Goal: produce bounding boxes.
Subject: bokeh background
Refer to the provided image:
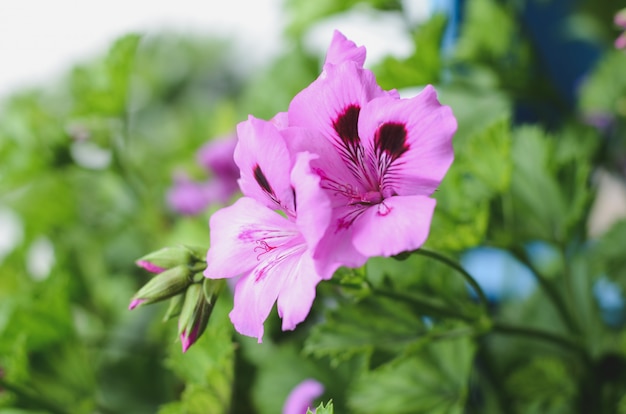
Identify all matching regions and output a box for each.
[2,0,626,412]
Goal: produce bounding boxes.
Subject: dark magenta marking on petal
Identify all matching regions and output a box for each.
[253,164,275,196]
[375,123,409,161]
[333,105,361,147]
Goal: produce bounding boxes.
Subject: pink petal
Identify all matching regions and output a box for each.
[616,33,626,50]
[229,238,311,342]
[286,143,368,275]
[135,260,166,274]
[288,62,390,148]
[235,116,296,214]
[283,379,325,414]
[282,126,366,207]
[313,205,369,275]
[290,152,332,254]
[196,134,239,179]
[323,30,366,68]
[128,298,146,310]
[276,249,323,331]
[205,197,300,280]
[615,9,626,28]
[180,325,200,353]
[166,173,212,215]
[271,111,289,129]
[358,86,456,197]
[171,176,240,214]
[351,195,437,257]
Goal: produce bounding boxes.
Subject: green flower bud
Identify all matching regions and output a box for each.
[162,293,185,322]
[178,278,225,352]
[128,264,192,310]
[136,245,206,273]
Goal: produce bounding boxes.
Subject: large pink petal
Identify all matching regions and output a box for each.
[235,116,295,214]
[351,195,437,257]
[288,62,389,147]
[358,85,456,196]
[313,205,369,276]
[290,152,331,251]
[323,30,366,68]
[229,268,284,342]
[204,197,299,280]
[275,249,323,331]
[229,234,320,341]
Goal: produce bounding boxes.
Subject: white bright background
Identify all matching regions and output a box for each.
[0,0,435,100]
[0,0,286,99]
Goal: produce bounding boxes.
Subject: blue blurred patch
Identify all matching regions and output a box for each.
[461,246,537,302]
[593,276,625,327]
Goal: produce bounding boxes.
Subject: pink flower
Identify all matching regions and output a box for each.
[167,135,239,215]
[283,379,324,414]
[166,173,215,215]
[615,8,626,28]
[196,135,240,189]
[204,117,334,342]
[616,8,626,49]
[286,41,456,272]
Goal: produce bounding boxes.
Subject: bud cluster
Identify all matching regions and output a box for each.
[129,245,224,352]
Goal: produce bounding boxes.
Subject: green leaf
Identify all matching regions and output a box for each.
[241,340,327,414]
[70,34,141,116]
[454,0,532,91]
[162,296,234,413]
[590,219,626,286]
[505,357,577,414]
[427,89,513,251]
[238,50,318,119]
[309,400,334,414]
[493,125,595,245]
[375,14,447,89]
[348,336,476,413]
[285,0,402,38]
[578,50,626,116]
[304,295,427,363]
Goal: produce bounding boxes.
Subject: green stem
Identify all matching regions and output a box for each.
[0,378,69,414]
[375,287,587,358]
[413,248,490,308]
[491,321,588,358]
[511,247,580,335]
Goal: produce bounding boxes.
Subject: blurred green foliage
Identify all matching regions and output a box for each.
[1,0,626,412]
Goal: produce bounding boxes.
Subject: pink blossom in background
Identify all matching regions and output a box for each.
[196,135,240,189]
[166,173,215,215]
[204,117,335,342]
[167,134,239,215]
[282,379,324,414]
[616,8,626,49]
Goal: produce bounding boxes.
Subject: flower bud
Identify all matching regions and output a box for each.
[135,245,206,273]
[162,293,185,322]
[178,278,225,352]
[128,264,192,310]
